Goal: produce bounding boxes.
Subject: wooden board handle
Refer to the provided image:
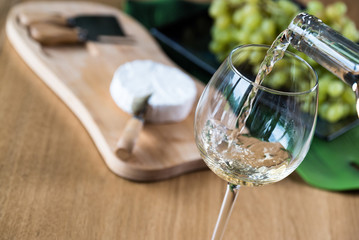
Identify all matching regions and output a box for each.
[28,22,83,45]
[18,11,68,26]
[116,117,144,159]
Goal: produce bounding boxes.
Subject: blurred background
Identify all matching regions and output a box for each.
[122,0,359,125]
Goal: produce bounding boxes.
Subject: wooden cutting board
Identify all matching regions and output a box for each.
[6,1,206,181]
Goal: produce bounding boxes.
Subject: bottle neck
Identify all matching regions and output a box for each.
[288,13,359,86]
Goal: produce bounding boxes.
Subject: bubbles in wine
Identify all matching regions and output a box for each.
[201,119,291,186]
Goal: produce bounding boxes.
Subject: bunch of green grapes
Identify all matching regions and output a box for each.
[209,0,359,123]
[209,0,299,60]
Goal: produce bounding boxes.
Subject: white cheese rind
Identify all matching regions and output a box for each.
[110,60,197,123]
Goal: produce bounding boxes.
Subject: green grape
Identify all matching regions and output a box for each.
[319,102,330,119]
[327,79,345,98]
[277,0,299,16]
[306,1,324,15]
[300,101,311,113]
[325,2,347,20]
[260,18,276,41]
[243,12,263,32]
[318,87,326,104]
[326,102,345,123]
[249,30,265,44]
[212,27,231,43]
[319,73,332,90]
[267,71,287,89]
[342,87,356,105]
[336,2,348,16]
[215,15,232,30]
[234,28,251,43]
[342,20,359,41]
[232,8,245,26]
[209,0,229,18]
[238,4,259,20]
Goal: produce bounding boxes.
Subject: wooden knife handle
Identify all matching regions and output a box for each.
[28,22,84,45]
[18,11,68,26]
[116,117,144,159]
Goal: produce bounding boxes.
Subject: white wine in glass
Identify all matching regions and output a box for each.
[194,44,318,239]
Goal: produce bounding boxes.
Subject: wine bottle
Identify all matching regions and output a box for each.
[288,12,359,116]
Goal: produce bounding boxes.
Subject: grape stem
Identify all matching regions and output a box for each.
[211,183,241,240]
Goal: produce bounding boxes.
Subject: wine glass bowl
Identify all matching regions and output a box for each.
[195,44,318,187]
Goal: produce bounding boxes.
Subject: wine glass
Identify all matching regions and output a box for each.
[194,44,318,239]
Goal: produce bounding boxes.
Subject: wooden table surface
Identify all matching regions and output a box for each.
[1,0,358,239]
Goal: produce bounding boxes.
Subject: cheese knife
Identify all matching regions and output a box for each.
[18,12,132,45]
[116,93,152,160]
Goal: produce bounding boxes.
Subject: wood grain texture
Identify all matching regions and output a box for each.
[0,0,359,240]
[5,1,205,181]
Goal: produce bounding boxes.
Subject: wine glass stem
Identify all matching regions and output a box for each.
[211,183,241,240]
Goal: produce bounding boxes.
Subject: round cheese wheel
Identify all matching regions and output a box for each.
[110,60,197,123]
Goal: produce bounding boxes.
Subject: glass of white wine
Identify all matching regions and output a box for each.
[194,44,318,239]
